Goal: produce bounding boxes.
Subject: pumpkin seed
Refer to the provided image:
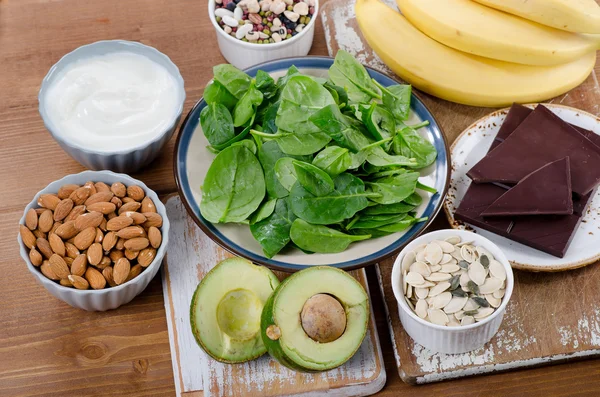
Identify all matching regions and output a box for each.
[426,272,452,282]
[415,299,428,318]
[474,307,495,319]
[479,277,503,294]
[480,254,490,268]
[466,281,480,295]
[424,242,443,265]
[415,287,429,300]
[406,283,412,298]
[493,288,506,299]
[444,296,468,314]
[463,309,479,316]
[421,281,436,288]
[485,294,502,308]
[461,316,475,325]
[441,264,460,273]
[472,296,490,308]
[416,249,427,262]
[468,261,487,286]
[448,318,461,327]
[431,292,452,309]
[458,260,469,269]
[435,240,456,253]
[405,296,415,311]
[402,251,416,272]
[489,260,506,281]
[440,253,453,264]
[460,245,475,262]
[427,308,449,326]
[405,271,425,286]
[451,288,468,298]
[454,310,466,320]
[410,261,431,277]
[460,272,471,288]
[428,281,451,297]
[429,264,442,272]
[445,236,461,244]
[455,240,474,247]
[450,275,460,290]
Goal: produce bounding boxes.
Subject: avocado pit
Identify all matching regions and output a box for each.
[300,293,347,343]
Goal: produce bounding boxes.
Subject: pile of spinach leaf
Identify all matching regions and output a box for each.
[199,50,437,257]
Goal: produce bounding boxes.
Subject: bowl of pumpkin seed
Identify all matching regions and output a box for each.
[391,229,513,354]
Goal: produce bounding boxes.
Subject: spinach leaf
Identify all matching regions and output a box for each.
[203,80,237,111]
[258,141,305,199]
[350,215,427,238]
[200,145,266,223]
[348,150,368,170]
[366,171,420,204]
[403,192,423,207]
[312,146,351,177]
[274,157,297,192]
[200,103,235,148]
[290,173,376,224]
[255,70,277,99]
[348,213,408,230]
[213,64,252,99]
[210,124,253,151]
[230,139,257,154]
[292,160,334,197]
[323,82,349,107]
[309,104,371,152]
[276,131,331,156]
[233,83,263,127]
[261,101,280,134]
[362,103,396,145]
[366,146,418,168]
[290,219,370,253]
[392,123,437,169]
[275,65,300,93]
[328,50,381,103]
[250,198,296,258]
[276,75,336,135]
[362,201,416,216]
[372,80,412,121]
[249,197,277,224]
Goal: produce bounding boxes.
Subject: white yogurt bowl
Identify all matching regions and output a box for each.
[38,40,186,173]
[391,229,514,354]
[209,0,318,69]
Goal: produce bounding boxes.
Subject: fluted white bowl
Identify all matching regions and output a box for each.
[209,0,318,69]
[391,229,514,354]
[17,170,170,311]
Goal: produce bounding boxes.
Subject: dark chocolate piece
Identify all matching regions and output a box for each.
[468,105,600,196]
[491,103,532,149]
[481,157,573,217]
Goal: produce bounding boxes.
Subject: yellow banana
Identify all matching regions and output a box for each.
[396,0,600,66]
[355,0,596,107]
[473,0,600,34]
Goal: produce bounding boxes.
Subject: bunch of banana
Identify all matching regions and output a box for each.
[355,0,599,107]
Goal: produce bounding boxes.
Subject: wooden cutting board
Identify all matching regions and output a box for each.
[161,195,386,397]
[321,0,600,384]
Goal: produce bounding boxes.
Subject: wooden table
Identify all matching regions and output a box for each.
[1,1,600,395]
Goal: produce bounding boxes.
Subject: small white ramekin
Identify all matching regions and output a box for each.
[38,40,186,173]
[209,0,318,70]
[391,229,514,354]
[17,170,170,311]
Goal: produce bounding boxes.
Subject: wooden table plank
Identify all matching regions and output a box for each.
[1,0,600,395]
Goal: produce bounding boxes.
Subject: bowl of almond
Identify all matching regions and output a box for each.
[17,170,169,311]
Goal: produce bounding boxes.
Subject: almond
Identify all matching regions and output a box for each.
[103,266,117,287]
[29,248,43,266]
[58,184,80,200]
[60,278,74,287]
[127,185,145,201]
[102,231,118,251]
[98,256,112,270]
[124,237,149,251]
[107,216,133,231]
[74,211,103,231]
[99,217,108,231]
[86,201,116,215]
[55,221,79,240]
[116,238,126,251]
[107,212,117,220]
[35,208,46,215]
[49,233,66,257]
[110,196,123,209]
[33,229,48,239]
[87,243,103,266]
[117,226,145,239]
[69,186,91,205]
[113,258,131,285]
[95,228,104,243]
[37,194,60,210]
[65,242,80,259]
[141,197,157,213]
[38,210,54,233]
[125,249,139,260]
[49,254,70,279]
[122,197,135,204]
[41,260,59,280]
[94,182,110,193]
[85,267,106,290]
[70,254,88,277]
[20,225,37,249]
[25,208,38,230]
[122,211,146,225]
[64,256,74,266]
[85,191,114,206]
[74,227,96,250]
[126,264,143,282]
[68,275,90,290]
[142,212,163,228]
[53,198,74,221]
[118,201,141,215]
[65,205,86,222]
[84,181,97,195]
[50,221,62,235]
[138,248,156,267]
[147,226,162,249]
[36,237,53,259]
[110,182,127,198]
[109,249,124,262]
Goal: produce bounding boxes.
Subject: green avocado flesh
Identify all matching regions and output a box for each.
[191,258,280,363]
[261,266,369,372]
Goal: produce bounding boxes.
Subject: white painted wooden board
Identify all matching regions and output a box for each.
[161,195,386,397]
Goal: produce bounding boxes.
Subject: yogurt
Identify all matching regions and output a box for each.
[43,51,181,152]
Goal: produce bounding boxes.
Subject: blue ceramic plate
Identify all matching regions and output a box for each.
[174,57,450,271]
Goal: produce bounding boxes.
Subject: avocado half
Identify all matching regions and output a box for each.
[260,266,369,372]
[190,258,280,363]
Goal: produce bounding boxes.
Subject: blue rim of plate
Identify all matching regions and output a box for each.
[173,56,450,272]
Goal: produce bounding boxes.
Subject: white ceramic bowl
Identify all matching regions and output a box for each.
[17,170,170,311]
[208,0,318,69]
[391,229,514,354]
[38,40,186,173]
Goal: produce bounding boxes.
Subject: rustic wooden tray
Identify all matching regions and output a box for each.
[321,0,600,384]
[161,195,386,397]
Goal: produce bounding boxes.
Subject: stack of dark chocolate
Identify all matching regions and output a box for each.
[455,104,600,258]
